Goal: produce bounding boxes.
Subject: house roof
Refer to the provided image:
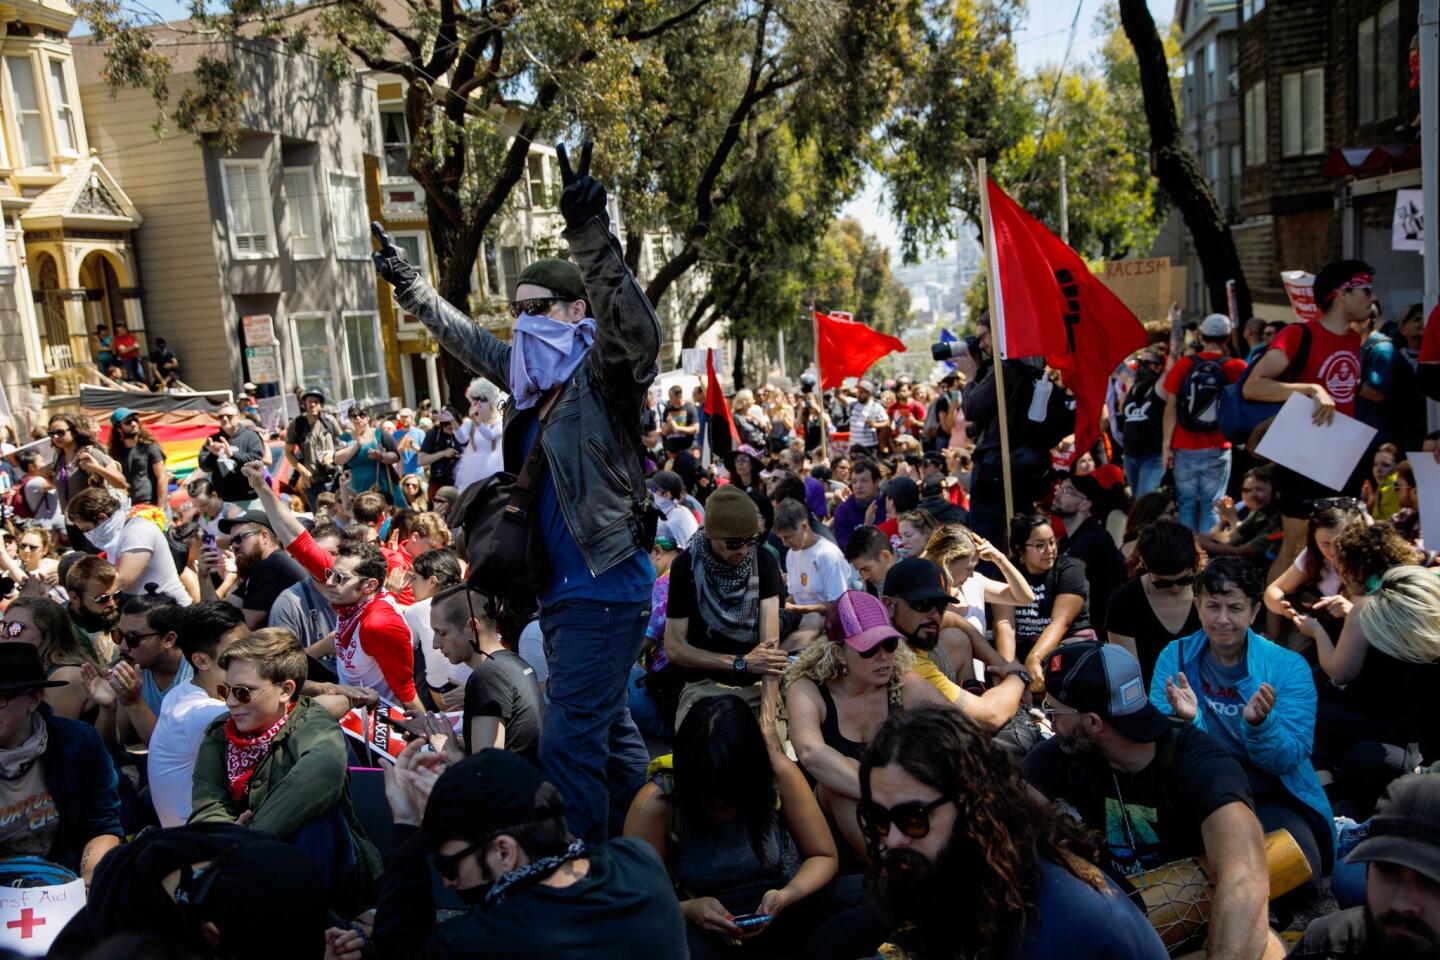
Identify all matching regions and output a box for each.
[20,153,142,229]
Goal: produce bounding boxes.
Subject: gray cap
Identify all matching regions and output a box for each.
[1345,773,1440,884]
[1199,313,1233,338]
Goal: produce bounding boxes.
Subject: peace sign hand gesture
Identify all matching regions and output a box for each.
[371,222,419,294]
[555,141,609,229]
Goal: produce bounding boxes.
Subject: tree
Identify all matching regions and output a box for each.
[1117,0,1252,319]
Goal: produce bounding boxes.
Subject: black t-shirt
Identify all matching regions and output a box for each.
[662,403,700,453]
[666,548,784,686]
[1024,722,1253,877]
[1105,580,1202,688]
[116,442,166,505]
[1060,516,1124,636]
[463,649,544,761]
[1008,556,1091,660]
[420,426,463,486]
[235,549,308,616]
[1120,375,1163,456]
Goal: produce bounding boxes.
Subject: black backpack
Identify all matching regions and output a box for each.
[1175,357,1229,432]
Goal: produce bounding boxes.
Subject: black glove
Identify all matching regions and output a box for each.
[556,141,608,229]
[371,222,418,294]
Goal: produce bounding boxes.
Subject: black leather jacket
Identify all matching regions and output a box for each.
[395,216,660,579]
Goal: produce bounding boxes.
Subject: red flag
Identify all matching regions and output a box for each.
[701,348,738,464]
[985,177,1147,454]
[814,311,906,391]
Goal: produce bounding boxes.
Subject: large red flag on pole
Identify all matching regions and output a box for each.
[814,311,906,391]
[984,177,1147,455]
[700,348,738,466]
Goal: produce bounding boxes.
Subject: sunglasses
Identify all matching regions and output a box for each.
[1149,573,1195,589]
[907,597,951,614]
[856,636,900,659]
[721,534,763,550]
[47,430,68,438]
[433,841,481,881]
[89,590,121,605]
[218,682,277,705]
[858,794,953,840]
[0,621,23,638]
[324,567,365,587]
[229,530,264,548]
[1040,702,1080,723]
[120,630,161,648]
[1308,497,1360,512]
[508,297,563,319]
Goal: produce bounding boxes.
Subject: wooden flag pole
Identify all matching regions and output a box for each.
[812,303,831,461]
[976,159,1016,530]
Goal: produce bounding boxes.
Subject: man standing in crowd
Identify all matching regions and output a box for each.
[860,707,1168,959]
[393,407,426,478]
[284,387,343,509]
[663,486,788,727]
[107,407,168,507]
[660,382,699,456]
[774,498,849,648]
[1025,641,1275,959]
[832,459,886,550]
[198,402,266,505]
[0,644,123,882]
[1119,349,1166,497]
[418,410,463,501]
[844,380,888,459]
[146,602,247,827]
[213,510,306,628]
[1292,773,1440,960]
[1159,313,1246,533]
[375,142,659,844]
[242,460,424,714]
[430,583,545,760]
[374,745,686,958]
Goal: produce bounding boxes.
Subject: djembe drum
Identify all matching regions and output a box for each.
[1129,828,1311,952]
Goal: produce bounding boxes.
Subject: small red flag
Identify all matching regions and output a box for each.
[702,348,738,463]
[985,178,1147,454]
[814,311,906,391]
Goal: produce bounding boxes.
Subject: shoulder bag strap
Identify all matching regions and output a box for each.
[503,388,562,524]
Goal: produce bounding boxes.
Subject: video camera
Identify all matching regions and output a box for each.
[931,335,982,363]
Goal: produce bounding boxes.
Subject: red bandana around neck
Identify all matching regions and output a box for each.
[334,591,387,652]
[224,705,293,801]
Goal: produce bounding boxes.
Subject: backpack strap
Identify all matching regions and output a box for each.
[1279,325,1312,383]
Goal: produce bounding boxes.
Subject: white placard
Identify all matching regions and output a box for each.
[0,880,86,955]
[1392,188,1424,252]
[241,314,277,347]
[1407,451,1439,549]
[681,347,728,376]
[1253,393,1376,493]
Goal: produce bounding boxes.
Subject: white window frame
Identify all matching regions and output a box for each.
[1243,81,1267,167]
[219,159,278,259]
[283,165,324,260]
[379,105,410,179]
[5,56,47,168]
[527,154,547,207]
[342,311,386,405]
[387,230,431,284]
[1281,68,1325,157]
[288,311,340,399]
[46,58,77,156]
[326,169,368,260]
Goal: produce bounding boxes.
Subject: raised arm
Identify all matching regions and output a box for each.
[241,460,306,546]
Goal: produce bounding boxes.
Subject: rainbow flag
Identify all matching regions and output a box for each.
[81,385,230,481]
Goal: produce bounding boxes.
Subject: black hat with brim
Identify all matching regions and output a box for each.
[0,642,69,692]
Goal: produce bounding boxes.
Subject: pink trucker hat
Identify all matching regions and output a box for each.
[825,590,903,653]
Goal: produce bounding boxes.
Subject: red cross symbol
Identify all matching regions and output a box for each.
[7,907,46,939]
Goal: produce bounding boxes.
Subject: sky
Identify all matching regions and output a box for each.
[840,0,1175,261]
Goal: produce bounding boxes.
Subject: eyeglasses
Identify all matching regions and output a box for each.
[907,597,951,614]
[119,630,161,648]
[858,794,954,840]
[229,530,264,548]
[0,621,24,638]
[218,682,277,705]
[433,841,482,881]
[720,534,763,550]
[1308,497,1360,512]
[1025,539,1058,551]
[1149,573,1196,589]
[88,590,121,606]
[324,567,366,587]
[17,541,42,551]
[47,430,68,438]
[856,636,900,659]
[508,297,562,319]
[1040,701,1081,723]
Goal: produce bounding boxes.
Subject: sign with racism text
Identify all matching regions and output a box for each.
[1096,257,1188,327]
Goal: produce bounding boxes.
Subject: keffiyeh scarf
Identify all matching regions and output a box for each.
[691,533,761,646]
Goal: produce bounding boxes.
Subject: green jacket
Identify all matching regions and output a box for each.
[191,697,381,891]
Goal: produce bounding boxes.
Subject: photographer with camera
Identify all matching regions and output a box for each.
[284,387,344,510]
[951,317,1075,545]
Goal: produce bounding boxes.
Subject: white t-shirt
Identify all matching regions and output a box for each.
[404,597,472,691]
[660,499,699,546]
[117,516,191,606]
[786,536,850,606]
[1293,548,1343,597]
[956,573,989,634]
[148,681,228,826]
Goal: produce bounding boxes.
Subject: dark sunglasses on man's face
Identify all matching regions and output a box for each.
[858,795,953,840]
[1149,573,1196,590]
[856,636,900,659]
[433,841,481,881]
[721,534,763,550]
[907,597,950,614]
[508,297,562,319]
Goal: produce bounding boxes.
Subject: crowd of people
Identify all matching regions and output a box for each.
[2,145,1439,960]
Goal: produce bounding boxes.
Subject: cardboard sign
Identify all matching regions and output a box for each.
[1254,394,1376,492]
[1098,257,1187,326]
[241,314,277,347]
[245,345,283,385]
[0,880,86,956]
[1281,271,1321,323]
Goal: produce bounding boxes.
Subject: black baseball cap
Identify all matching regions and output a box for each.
[1044,641,1169,743]
[884,476,920,512]
[882,557,952,606]
[651,470,684,497]
[217,510,273,534]
[1345,773,1440,884]
[922,450,946,467]
[407,749,556,852]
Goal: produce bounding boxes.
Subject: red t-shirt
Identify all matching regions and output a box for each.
[1269,320,1362,417]
[888,400,927,435]
[1419,304,1440,363]
[1162,352,1247,450]
[112,333,139,360]
[287,530,417,703]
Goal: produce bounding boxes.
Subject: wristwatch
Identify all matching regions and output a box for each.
[733,656,748,673]
[1001,665,1033,687]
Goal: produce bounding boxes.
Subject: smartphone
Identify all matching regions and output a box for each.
[201,531,216,550]
[731,914,771,928]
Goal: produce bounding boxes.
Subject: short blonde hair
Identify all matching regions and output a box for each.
[1352,565,1440,665]
[785,637,915,708]
[409,511,452,546]
[218,627,308,694]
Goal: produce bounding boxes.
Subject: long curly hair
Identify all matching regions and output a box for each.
[785,637,915,709]
[860,708,1107,959]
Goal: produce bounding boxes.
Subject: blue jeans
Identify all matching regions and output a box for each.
[1124,453,1164,498]
[1172,447,1231,532]
[539,598,651,845]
